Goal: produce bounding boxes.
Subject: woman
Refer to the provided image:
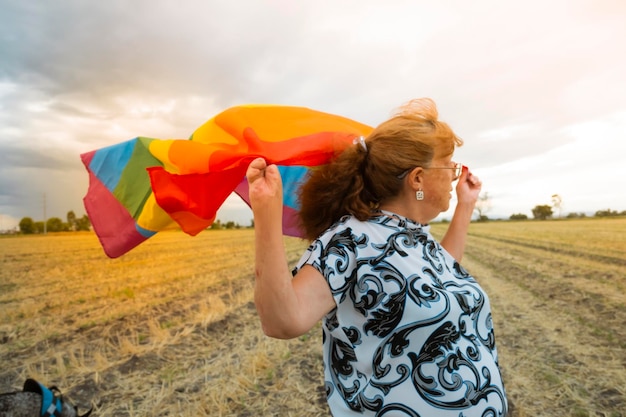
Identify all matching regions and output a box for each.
[247,98,507,416]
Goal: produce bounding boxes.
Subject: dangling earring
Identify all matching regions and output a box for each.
[416,190,424,201]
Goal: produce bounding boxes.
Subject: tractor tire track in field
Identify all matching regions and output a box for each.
[470,233,626,268]
[463,235,626,417]
[467,234,626,348]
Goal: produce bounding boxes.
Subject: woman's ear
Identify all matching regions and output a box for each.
[407,166,424,191]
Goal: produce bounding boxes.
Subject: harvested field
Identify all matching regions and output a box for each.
[431,218,626,417]
[1,218,625,416]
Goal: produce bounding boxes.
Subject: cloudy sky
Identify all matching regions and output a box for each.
[1,0,625,230]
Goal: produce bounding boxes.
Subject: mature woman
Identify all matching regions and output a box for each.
[247,98,507,416]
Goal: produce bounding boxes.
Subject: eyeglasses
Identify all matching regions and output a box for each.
[398,162,462,180]
[425,162,462,179]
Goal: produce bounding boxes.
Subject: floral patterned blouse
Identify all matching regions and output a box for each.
[294,211,508,416]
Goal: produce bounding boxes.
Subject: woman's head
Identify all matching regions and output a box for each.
[360,98,463,203]
[298,98,463,239]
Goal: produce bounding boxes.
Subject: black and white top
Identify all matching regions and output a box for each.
[295,211,508,416]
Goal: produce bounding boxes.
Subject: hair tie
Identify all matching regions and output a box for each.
[354,135,367,152]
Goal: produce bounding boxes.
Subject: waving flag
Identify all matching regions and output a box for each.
[81,105,373,258]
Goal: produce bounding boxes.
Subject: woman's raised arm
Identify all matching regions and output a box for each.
[440,166,482,261]
[247,158,335,339]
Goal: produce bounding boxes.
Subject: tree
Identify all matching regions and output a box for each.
[474,192,492,222]
[75,215,91,231]
[532,205,553,220]
[509,213,528,220]
[46,217,66,232]
[67,211,77,231]
[566,212,586,219]
[595,209,619,217]
[551,194,563,218]
[34,221,44,233]
[19,217,35,234]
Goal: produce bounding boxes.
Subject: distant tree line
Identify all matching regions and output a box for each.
[15,211,255,234]
[208,219,253,230]
[473,192,625,222]
[14,202,625,234]
[593,208,626,217]
[509,206,626,221]
[18,210,91,234]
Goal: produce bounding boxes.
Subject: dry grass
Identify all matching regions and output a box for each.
[1,219,625,416]
[0,229,325,416]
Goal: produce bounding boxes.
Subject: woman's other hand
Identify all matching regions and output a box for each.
[456,165,482,206]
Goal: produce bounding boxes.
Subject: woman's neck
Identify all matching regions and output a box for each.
[378,200,430,225]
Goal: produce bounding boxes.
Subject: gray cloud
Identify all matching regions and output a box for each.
[0,143,75,170]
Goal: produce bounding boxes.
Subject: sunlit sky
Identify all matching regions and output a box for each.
[1,0,625,230]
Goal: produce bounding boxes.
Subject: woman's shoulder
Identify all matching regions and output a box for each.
[319,212,423,239]
[319,214,359,236]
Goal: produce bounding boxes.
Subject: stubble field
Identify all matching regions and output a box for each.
[1,218,624,416]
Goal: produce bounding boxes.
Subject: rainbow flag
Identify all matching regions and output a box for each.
[81,105,372,258]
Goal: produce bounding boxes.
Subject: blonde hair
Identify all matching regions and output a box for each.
[298,98,463,240]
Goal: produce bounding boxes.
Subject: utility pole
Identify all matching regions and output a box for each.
[43,193,47,234]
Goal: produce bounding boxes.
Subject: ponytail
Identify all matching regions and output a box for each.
[298,141,373,240]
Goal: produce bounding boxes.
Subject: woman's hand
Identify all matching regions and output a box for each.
[442,165,482,261]
[455,165,482,206]
[247,157,283,216]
